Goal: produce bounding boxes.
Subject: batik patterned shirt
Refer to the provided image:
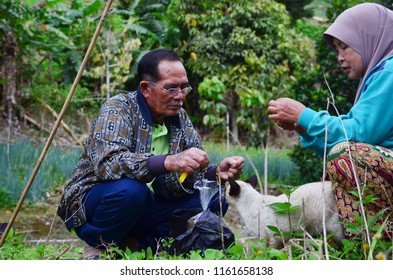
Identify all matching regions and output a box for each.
[57,88,216,229]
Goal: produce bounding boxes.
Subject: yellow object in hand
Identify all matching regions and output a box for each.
[179,172,187,183]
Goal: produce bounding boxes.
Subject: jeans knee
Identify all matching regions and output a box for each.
[114,178,151,211]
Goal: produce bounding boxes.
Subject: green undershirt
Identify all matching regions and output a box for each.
[147,123,169,192]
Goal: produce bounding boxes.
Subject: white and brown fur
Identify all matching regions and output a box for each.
[225,176,344,248]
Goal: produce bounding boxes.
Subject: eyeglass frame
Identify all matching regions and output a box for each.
[148,81,193,97]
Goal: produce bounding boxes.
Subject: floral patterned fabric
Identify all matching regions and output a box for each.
[327,142,393,238]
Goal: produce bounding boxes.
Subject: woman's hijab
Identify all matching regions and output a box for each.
[323,3,393,103]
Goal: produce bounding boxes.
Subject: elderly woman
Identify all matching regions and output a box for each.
[268,3,393,239]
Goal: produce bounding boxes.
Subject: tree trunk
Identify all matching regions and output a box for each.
[0,32,20,128]
[229,90,239,143]
[230,111,239,143]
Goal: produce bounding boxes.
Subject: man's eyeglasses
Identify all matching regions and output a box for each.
[149,81,193,97]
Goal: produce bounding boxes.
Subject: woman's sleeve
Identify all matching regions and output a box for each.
[298,66,393,156]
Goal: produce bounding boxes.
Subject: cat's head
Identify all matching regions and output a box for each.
[225,175,258,203]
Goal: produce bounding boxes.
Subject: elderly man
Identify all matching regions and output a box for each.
[57,49,244,259]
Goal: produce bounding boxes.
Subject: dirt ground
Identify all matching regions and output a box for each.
[1,202,81,247]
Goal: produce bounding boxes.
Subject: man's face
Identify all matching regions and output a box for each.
[141,60,190,124]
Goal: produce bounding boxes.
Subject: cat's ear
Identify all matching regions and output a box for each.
[228,177,241,198]
[245,175,258,188]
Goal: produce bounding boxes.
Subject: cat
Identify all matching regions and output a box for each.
[225,176,344,248]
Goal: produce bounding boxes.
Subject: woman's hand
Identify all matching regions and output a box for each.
[268,98,307,133]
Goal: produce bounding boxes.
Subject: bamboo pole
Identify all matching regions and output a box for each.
[0,0,114,247]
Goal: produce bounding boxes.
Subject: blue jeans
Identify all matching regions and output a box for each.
[74,177,227,250]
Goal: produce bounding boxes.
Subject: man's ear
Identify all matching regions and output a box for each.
[139,81,151,98]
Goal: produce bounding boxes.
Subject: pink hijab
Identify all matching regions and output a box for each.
[323,3,393,103]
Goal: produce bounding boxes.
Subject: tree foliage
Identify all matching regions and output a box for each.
[277,0,314,21]
[0,0,148,130]
[174,0,313,146]
[2,0,392,184]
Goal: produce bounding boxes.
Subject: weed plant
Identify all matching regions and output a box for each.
[2,227,390,260]
[0,141,80,206]
[0,228,82,260]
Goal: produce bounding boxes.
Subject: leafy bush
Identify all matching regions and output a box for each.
[288,143,324,184]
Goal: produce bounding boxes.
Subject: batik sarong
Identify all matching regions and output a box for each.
[327,142,393,239]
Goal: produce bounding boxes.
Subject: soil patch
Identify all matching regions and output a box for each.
[1,202,80,246]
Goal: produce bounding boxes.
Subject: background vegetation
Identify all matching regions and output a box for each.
[1,0,393,260]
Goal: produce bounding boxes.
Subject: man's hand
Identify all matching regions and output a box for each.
[164,147,210,174]
[218,156,245,181]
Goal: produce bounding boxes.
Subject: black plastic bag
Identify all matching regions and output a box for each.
[168,209,235,256]
[169,208,202,238]
[0,223,8,236]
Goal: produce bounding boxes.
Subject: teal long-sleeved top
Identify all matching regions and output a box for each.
[298,55,393,157]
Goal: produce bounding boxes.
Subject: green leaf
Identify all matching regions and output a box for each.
[269,202,300,214]
[45,25,69,41]
[266,225,281,234]
[228,244,245,257]
[349,190,360,198]
[189,250,204,260]
[365,194,377,203]
[269,248,288,260]
[203,249,224,260]
[84,0,102,16]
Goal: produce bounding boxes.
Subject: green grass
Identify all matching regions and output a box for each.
[0,141,80,205]
[0,232,82,260]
